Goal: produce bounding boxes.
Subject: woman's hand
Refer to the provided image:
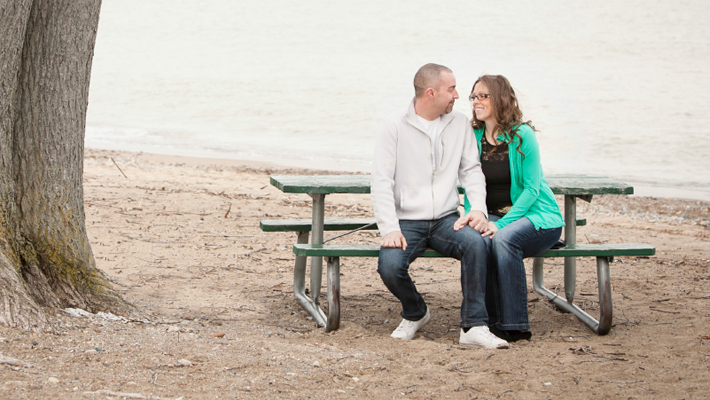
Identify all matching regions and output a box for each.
[454,211,488,233]
[482,221,499,238]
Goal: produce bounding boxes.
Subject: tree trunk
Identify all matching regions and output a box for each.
[1,0,131,330]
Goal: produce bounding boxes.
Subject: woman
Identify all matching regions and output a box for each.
[455,75,564,342]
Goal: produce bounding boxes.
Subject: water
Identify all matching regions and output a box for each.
[86,0,710,200]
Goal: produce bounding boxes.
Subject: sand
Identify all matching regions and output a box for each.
[1,148,709,399]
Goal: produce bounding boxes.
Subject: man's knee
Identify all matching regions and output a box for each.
[377,249,408,280]
[458,227,488,252]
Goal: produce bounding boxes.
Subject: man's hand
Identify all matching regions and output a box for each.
[453,211,488,233]
[381,231,407,250]
[482,221,499,238]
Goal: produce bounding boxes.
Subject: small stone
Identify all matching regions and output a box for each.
[313,361,320,367]
[85,349,97,354]
[543,382,552,386]
[63,308,91,318]
[48,377,60,384]
[176,359,194,367]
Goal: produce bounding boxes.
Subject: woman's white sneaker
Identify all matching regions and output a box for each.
[390,308,431,340]
[459,326,509,349]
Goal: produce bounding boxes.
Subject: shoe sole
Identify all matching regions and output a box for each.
[459,341,509,349]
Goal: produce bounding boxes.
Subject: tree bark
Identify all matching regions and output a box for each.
[1,0,131,330]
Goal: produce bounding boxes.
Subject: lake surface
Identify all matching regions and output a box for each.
[86,0,710,200]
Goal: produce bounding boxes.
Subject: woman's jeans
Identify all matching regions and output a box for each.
[486,215,562,331]
[377,213,489,328]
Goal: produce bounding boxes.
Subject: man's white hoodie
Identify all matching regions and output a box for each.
[371,99,488,237]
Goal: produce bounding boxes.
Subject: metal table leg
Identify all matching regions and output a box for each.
[293,231,326,326]
[564,195,577,304]
[290,194,329,327]
[532,255,612,335]
[325,256,341,332]
[309,193,325,307]
[595,256,613,335]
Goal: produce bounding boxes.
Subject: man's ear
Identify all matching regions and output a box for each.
[425,87,435,99]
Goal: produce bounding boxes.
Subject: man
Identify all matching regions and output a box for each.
[371,63,508,349]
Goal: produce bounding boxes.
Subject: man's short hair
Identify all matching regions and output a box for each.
[413,63,452,98]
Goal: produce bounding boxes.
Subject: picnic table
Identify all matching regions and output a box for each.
[269,174,641,333]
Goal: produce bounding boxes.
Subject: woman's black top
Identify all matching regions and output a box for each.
[480,135,513,216]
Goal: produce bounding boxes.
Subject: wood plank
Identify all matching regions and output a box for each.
[545,174,634,196]
[271,174,633,196]
[293,244,445,257]
[540,243,655,257]
[270,175,371,194]
[292,243,655,258]
[263,216,585,231]
[260,218,377,232]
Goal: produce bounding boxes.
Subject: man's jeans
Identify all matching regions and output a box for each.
[486,215,562,331]
[377,213,489,328]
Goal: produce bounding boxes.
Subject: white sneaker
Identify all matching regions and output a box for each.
[459,326,509,349]
[390,308,431,340]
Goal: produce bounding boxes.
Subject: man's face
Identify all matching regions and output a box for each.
[433,72,459,115]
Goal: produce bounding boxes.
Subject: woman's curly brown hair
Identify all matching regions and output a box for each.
[470,75,534,157]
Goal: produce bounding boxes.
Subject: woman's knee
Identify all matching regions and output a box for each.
[492,224,517,244]
[490,232,519,258]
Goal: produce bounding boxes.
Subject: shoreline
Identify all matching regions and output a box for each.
[87,147,710,202]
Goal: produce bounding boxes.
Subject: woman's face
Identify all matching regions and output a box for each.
[471,82,494,124]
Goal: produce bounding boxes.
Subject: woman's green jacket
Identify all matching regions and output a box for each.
[464,124,564,230]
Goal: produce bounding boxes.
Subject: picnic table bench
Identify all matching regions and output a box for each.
[263,174,656,335]
[293,243,655,333]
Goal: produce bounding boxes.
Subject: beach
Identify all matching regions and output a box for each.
[1,148,709,399]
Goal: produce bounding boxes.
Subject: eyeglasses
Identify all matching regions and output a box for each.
[468,93,491,101]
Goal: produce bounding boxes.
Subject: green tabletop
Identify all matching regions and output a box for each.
[271,174,633,196]
[271,175,372,194]
[545,174,634,196]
